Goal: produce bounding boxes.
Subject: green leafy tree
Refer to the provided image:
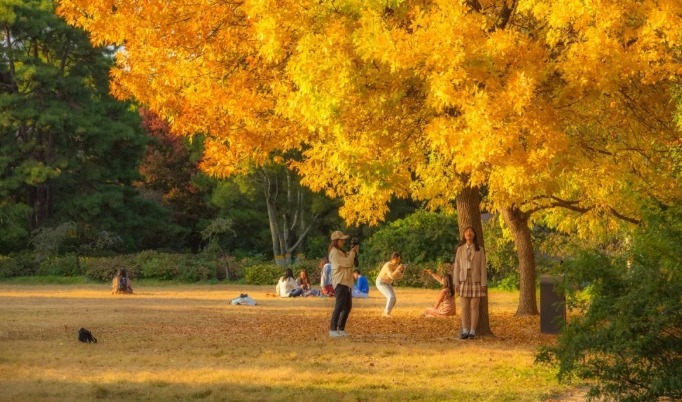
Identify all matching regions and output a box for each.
[0,0,149,252]
[537,206,682,401]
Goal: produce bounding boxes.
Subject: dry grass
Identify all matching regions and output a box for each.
[0,284,583,401]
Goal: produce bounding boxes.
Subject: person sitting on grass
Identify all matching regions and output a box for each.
[319,257,335,297]
[422,270,456,318]
[351,269,369,299]
[276,268,303,298]
[296,269,320,297]
[112,268,133,294]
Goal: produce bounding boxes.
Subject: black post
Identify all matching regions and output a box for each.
[540,275,566,334]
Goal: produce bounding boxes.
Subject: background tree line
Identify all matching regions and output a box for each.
[1,1,680,398]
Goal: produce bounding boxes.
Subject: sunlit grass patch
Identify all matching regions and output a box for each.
[0,284,583,401]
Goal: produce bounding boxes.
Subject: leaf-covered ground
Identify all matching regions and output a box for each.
[0,284,584,401]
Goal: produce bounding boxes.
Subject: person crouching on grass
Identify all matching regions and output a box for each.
[453,226,487,339]
[328,231,358,338]
[375,252,406,317]
[422,270,456,318]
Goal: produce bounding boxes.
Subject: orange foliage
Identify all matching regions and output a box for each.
[58,0,682,229]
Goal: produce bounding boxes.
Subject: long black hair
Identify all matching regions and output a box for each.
[281,268,294,281]
[443,273,455,297]
[457,226,480,251]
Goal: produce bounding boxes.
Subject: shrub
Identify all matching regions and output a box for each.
[482,217,518,286]
[0,252,39,278]
[135,250,179,280]
[178,258,218,282]
[244,263,285,285]
[84,255,140,281]
[36,255,81,276]
[537,207,682,401]
[361,210,459,268]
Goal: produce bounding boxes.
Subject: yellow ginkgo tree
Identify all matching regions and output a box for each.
[58,0,682,332]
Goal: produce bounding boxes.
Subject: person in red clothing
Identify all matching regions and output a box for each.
[319,257,335,297]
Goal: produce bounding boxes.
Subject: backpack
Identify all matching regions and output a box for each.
[78,328,97,343]
[118,276,128,291]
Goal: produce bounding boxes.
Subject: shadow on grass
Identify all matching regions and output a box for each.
[0,377,506,401]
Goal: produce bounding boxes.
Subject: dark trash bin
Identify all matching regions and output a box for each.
[540,275,566,334]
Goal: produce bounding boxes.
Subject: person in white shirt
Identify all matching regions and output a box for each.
[276,268,303,298]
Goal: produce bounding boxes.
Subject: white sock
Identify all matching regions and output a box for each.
[469,329,476,335]
[463,328,469,334]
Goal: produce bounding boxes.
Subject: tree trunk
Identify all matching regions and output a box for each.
[263,174,284,264]
[455,185,493,336]
[27,185,50,231]
[502,205,539,315]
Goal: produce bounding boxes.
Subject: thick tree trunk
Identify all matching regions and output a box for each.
[502,205,539,315]
[455,185,493,336]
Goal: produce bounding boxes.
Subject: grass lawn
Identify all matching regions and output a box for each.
[0,283,584,401]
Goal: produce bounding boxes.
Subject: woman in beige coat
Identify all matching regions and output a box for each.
[453,227,486,339]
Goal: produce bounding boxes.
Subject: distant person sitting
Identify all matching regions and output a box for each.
[112,268,133,294]
[276,268,303,298]
[319,257,335,297]
[423,270,456,318]
[351,269,369,298]
[297,269,320,297]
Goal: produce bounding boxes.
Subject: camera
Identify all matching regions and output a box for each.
[349,237,360,267]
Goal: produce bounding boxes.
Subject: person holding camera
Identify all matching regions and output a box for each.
[453,226,487,339]
[375,252,406,317]
[328,230,358,337]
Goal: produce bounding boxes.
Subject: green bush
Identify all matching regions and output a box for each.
[0,252,39,278]
[482,218,518,286]
[494,272,520,291]
[361,210,459,268]
[537,207,682,401]
[178,258,218,282]
[84,255,140,281]
[244,263,285,285]
[36,255,80,276]
[135,250,179,280]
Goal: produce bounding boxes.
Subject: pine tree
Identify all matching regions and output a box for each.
[0,0,150,252]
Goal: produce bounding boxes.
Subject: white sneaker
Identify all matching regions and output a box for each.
[337,330,348,337]
[329,330,342,338]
